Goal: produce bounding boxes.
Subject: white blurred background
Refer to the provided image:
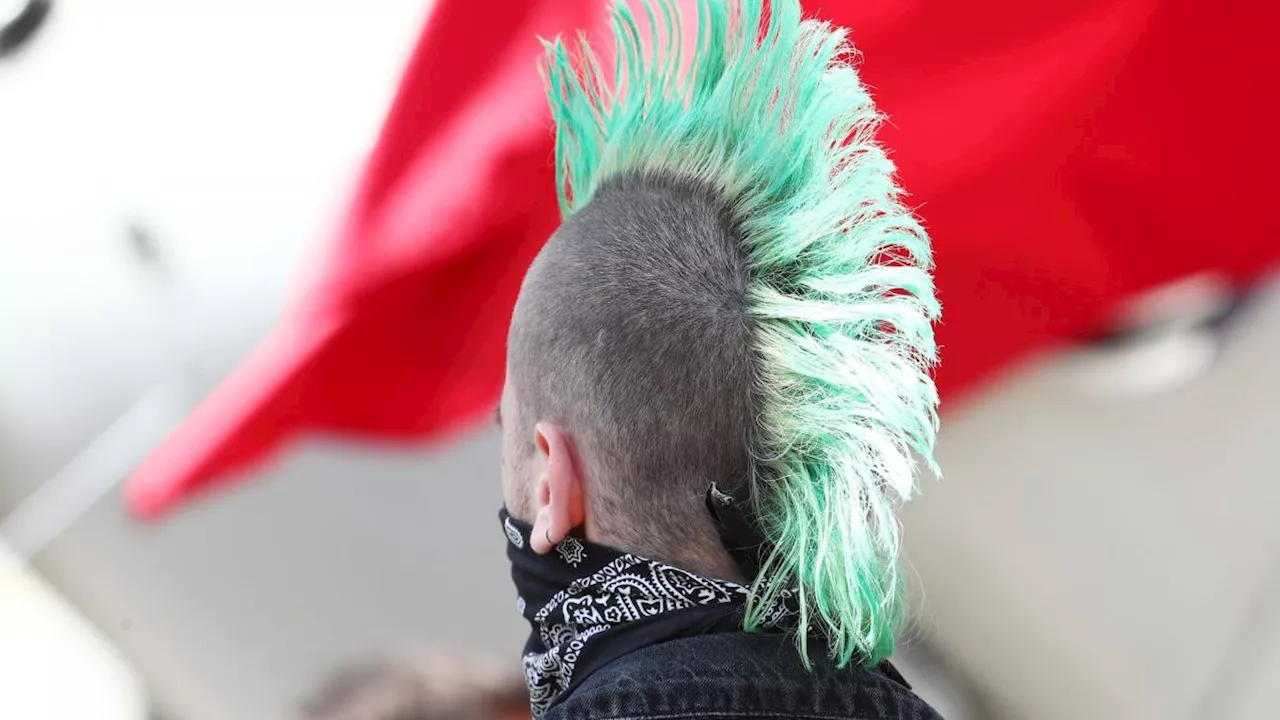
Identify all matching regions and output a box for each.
[2,2,1278,719]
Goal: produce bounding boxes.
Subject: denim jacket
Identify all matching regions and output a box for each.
[544,632,945,720]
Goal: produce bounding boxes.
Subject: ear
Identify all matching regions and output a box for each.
[529,422,586,554]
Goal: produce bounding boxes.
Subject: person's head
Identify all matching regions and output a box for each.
[500,0,941,665]
[299,655,529,720]
[501,173,754,580]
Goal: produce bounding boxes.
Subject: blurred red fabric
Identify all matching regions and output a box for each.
[127,0,1279,517]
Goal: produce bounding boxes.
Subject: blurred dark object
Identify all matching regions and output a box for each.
[1068,274,1260,397]
[124,220,174,286]
[0,0,50,58]
[1083,274,1250,350]
[300,655,529,720]
[127,0,1280,518]
[126,222,163,269]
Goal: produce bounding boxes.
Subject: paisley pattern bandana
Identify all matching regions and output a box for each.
[499,508,796,716]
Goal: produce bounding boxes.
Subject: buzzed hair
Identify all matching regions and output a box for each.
[508,172,756,574]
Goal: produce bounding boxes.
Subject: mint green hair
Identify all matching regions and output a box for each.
[542,0,940,666]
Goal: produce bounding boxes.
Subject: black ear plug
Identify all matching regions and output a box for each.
[0,0,51,59]
[706,482,769,581]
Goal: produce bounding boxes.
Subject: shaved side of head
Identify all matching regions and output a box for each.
[507,172,754,577]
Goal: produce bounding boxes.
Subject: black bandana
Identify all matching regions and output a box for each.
[500,508,797,716]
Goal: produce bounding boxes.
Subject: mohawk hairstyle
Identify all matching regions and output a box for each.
[542,0,941,665]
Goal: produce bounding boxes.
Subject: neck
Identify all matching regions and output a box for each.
[591,526,745,584]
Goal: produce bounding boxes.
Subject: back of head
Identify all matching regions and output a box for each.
[509,172,755,578]
[508,0,941,666]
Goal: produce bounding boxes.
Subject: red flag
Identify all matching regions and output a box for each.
[127,0,1279,517]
